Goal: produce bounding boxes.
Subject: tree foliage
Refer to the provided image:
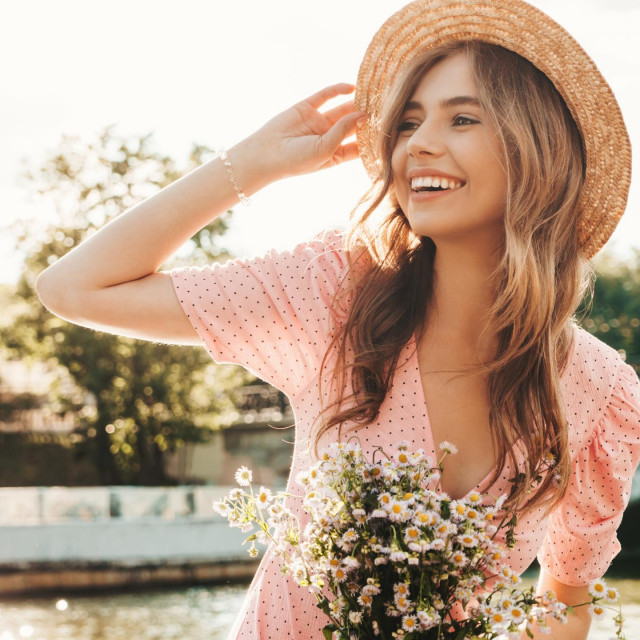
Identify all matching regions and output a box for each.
[2,124,252,485]
[579,248,640,372]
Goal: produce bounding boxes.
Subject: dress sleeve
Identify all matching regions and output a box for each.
[537,361,640,586]
[166,229,348,398]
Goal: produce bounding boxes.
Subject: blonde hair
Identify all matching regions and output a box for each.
[312,40,592,515]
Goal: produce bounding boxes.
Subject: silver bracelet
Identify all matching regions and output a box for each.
[216,148,251,206]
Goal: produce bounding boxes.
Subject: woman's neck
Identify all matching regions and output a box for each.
[424,241,501,353]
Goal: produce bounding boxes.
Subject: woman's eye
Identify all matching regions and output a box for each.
[397,121,418,132]
[397,116,477,132]
[452,115,477,126]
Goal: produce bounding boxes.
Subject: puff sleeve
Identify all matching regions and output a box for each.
[167,229,348,398]
[537,361,640,586]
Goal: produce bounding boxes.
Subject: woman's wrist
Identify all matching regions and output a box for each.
[225,135,284,200]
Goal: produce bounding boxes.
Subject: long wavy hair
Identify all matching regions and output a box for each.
[311,40,593,516]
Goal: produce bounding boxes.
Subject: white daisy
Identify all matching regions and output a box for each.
[403,526,422,545]
[604,586,620,603]
[401,614,419,632]
[362,581,381,597]
[234,465,252,486]
[256,487,272,505]
[357,593,374,608]
[328,598,344,616]
[393,582,410,596]
[389,550,409,562]
[348,610,363,625]
[294,470,310,487]
[330,565,349,583]
[212,500,230,517]
[417,609,440,631]
[394,594,413,613]
[458,533,478,547]
[588,578,608,599]
[450,550,468,568]
[439,441,458,455]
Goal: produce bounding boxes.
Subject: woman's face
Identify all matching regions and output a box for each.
[391,52,508,250]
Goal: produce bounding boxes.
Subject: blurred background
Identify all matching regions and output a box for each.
[0,1,639,638]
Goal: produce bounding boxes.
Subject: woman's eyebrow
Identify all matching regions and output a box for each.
[403,95,482,112]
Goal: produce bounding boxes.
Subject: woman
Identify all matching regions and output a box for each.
[36,0,639,638]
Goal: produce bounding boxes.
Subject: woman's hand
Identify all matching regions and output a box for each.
[243,82,367,180]
[35,82,367,343]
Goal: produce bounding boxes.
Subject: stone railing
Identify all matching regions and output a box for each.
[0,485,229,525]
[0,485,256,568]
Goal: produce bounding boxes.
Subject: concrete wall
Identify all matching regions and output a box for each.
[0,486,261,566]
[165,422,294,488]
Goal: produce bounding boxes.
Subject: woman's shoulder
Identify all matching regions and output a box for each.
[566,322,630,380]
[296,227,347,254]
[276,227,348,274]
[563,322,639,447]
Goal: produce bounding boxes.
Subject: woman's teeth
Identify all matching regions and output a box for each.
[411,176,463,191]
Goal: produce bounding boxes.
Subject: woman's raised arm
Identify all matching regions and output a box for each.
[35,83,365,345]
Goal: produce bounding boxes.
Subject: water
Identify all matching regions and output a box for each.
[0,578,638,639]
[0,585,246,640]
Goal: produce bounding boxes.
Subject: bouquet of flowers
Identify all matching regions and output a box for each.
[214,439,625,639]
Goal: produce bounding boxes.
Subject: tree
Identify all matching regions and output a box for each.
[2,124,253,485]
[580,248,640,372]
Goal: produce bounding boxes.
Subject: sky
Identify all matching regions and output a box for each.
[1,0,639,285]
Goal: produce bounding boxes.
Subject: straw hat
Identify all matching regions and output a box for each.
[355,0,632,259]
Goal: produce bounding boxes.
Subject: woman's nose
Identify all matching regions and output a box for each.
[406,120,445,157]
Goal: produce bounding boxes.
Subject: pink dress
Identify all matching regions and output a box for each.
[168,228,640,639]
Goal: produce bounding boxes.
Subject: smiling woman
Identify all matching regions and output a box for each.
[391,52,508,251]
[33,0,640,638]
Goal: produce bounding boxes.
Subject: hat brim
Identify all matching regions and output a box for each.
[355,0,632,259]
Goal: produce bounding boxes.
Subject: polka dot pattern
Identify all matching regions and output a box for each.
[169,229,640,637]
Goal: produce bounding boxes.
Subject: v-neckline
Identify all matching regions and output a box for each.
[401,323,578,502]
[407,331,496,501]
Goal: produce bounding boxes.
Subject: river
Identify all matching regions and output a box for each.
[0,577,638,639]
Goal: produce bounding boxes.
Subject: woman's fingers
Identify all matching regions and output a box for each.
[302,82,356,110]
[253,83,366,178]
[317,111,364,164]
[322,99,357,126]
[334,141,360,164]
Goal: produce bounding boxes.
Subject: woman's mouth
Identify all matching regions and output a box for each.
[409,176,465,201]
